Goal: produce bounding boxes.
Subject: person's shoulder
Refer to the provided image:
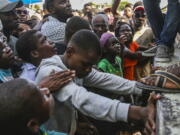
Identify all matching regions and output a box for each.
[40,126,67,135]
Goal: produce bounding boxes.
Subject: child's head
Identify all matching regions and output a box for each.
[100,32,122,56]
[65,16,91,44]
[12,22,31,38]
[0,40,14,69]
[16,30,57,65]
[0,79,54,135]
[65,30,101,78]
[115,21,134,45]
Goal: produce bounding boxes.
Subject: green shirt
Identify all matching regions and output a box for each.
[97,56,123,77]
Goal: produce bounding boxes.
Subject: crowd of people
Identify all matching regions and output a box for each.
[0,0,179,135]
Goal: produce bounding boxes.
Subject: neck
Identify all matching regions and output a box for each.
[61,54,69,68]
[135,25,144,32]
[31,59,41,67]
[51,14,67,23]
[104,53,115,63]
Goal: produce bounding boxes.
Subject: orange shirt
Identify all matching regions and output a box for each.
[123,42,139,80]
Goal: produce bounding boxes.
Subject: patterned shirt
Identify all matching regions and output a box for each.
[41,16,66,43]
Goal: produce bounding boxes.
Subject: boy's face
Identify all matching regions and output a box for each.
[0,38,14,69]
[32,32,57,60]
[12,23,31,38]
[133,10,146,28]
[15,6,29,22]
[124,7,133,18]
[92,17,108,38]
[25,87,54,135]
[66,44,100,78]
[106,37,121,55]
[52,0,72,19]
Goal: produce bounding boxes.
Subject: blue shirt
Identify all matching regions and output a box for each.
[20,63,37,82]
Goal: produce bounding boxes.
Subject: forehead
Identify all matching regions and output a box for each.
[54,0,67,4]
[16,6,26,10]
[109,37,118,42]
[119,24,131,31]
[93,16,107,25]
[73,45,100,63]
[124,7,132,11]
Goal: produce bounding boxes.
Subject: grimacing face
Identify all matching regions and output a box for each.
[66,44,100,78]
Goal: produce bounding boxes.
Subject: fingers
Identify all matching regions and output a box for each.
[144,120,156,135]
[148,92,161,105]
[51,70,75,79]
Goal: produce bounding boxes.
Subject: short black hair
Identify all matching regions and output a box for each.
[84,2,92,8]
[0,79,44,133]
[65,16,91,44]
[69,30,101,56]
[115,21,134,37]
[44,0,55,12]
[16,30,38,62]
[133,1,143,10]
[125,3,133,8]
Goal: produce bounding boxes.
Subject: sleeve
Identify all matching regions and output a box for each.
[97,60,107,72]
[83,68,142,95]
[35,66,130,122]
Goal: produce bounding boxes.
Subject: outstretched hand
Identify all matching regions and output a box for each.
[143,92,161,135]
[39,70,75,92]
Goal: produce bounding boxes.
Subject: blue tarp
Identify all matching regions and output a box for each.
[9,0,42,4]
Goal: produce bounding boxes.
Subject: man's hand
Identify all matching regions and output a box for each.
[128,93,160,135]
[143,92,161,135]
[39,70,75,92]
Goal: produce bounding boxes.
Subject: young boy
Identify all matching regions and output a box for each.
[35,29,159,135]
[0,37,14,83]
[0,78,66,135]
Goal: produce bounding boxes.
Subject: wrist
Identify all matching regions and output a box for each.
[128,106,147,123]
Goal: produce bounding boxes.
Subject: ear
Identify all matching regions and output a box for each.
[66,46,75,58]
[48,4,55,14]
[27,118,40,133]
[31,50,39,59]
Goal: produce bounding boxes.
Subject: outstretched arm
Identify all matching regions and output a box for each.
[111,0,121,15]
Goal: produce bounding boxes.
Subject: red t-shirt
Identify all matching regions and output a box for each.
[123,42,139,80]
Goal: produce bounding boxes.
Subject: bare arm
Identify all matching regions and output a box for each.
[111,0,121,15]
